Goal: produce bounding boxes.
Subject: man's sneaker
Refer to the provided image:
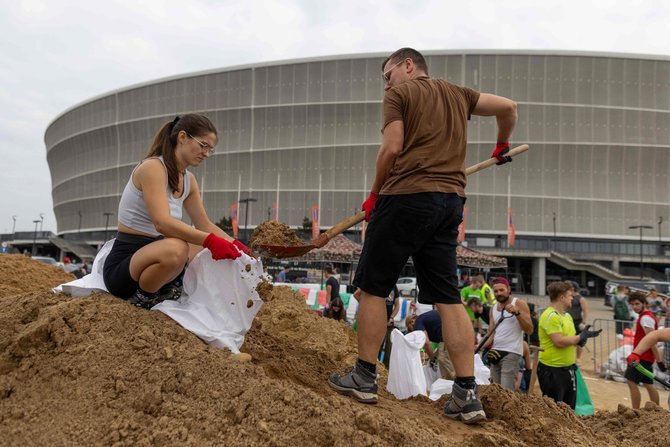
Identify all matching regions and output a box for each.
[328,363,378,404]
[443,383,486,424]
[128,289,159,310]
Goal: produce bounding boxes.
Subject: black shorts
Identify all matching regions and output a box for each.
[103,232,162,298]
[537,362,577,410]
[624,359,654,385]
[353,192,464,305]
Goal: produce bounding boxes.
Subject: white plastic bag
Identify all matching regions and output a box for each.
[387,329,427,400]
[423,363,441,391]
[428,354,491,401]
[153,250,265,353]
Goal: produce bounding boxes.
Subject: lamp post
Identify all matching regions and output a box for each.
[12,215,17,235]
[659,216,664,243]
[103,212,114,242]
[552,212,557,250]
[39,213,44,232]
[78,211,83,235]
[32,219,40,255]
[239,197,257,244]
[629,225,653,280]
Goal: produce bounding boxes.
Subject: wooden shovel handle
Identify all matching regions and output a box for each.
[465,144,529,176]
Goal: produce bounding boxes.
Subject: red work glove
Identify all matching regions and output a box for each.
[203,234,241,260]
[362,192,379,222]
[232,239,253,257]
[627,352,641,366]
[491,141,512,165]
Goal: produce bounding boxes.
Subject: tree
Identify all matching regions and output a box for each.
[215,216,233,233]
[296,216,312,238]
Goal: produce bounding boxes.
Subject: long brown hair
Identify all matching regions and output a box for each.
[145,114,217,193]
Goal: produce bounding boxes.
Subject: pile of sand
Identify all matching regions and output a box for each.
[1,255,669,446]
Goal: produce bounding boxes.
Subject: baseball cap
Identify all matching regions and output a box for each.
[570,281,580,290]
[491,277,509,287]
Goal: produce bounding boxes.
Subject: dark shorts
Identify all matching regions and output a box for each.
[103,232,162,298]
[624,359,654,385]
[353,192,464,305]
[537,362,577,410]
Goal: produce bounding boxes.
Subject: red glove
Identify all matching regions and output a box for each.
[627,352,641,366]
[203,234,241,260]
[232,239,252,257]
[491,141,512,165]
[362,192,379,222]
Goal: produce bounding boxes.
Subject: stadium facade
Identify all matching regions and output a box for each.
[44,50,670,293]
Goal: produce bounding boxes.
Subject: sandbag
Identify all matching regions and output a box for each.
[574,366,595,416]
[154,250,265,353]
[387,329,427,400]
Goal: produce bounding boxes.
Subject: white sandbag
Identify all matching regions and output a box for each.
[154,250,264,354]
[474,353,491,385]
[428,354,491,401]
[53,239,115,296]
[423,363,441,391]
[387,329,427,400]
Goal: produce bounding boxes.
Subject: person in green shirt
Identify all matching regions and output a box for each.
[538,281,601,409]
[461,276,484,322]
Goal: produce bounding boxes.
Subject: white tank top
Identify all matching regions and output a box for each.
[491,297,524,355]
[117,156,190,237]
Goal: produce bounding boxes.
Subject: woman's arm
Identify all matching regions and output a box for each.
[138,161,209,245]
[182,172,235,242]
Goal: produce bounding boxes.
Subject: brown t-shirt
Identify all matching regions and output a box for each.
[380,77,480,197]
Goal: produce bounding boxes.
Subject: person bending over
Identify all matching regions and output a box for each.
[103,114,249,309]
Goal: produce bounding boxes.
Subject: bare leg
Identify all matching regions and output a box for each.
[188,243,203,263]
[436,303,474,377]
[129,238,189,293]
[356,291,388,364]
[643,383,660,406]
[627,380,641,409]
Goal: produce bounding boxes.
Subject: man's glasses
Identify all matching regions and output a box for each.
[187,133,215,155]
[382,59,404,83]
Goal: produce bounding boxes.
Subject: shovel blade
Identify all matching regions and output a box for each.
[254,244,315,259]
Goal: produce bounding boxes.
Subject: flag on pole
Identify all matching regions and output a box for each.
[231,203,239,239]
[272,201,278,222]
[457,207,467,243]
[311,204,320,240]
[507,207,516,247]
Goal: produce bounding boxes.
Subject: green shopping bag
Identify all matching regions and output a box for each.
[574,366,594,416]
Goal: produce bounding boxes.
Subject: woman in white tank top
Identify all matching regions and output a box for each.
[102,114,251,309]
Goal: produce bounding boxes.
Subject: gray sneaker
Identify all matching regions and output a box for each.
[328,364,378,404]
[443,383,486,424]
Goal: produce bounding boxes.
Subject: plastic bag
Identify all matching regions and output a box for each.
[387,329,427,400]
[423,363,441,391]
[574,366,595,415]
[428,354,491,401]
[153,250,265,353]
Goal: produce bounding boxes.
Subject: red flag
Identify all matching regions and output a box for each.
[457,207,467,243]
[311,204,320,240]
[273,201,278,222]
[231,203,239,239]
[507,207,516,247]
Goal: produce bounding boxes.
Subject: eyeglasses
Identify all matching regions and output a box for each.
[187,133,215,155]
[382,59,404,83]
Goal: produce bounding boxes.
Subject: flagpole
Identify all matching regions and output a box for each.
[318,173,322,231]
[275,173,280,222]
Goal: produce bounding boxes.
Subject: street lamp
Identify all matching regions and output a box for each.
[32,219,40,255]
[552,212,557,250]
[78,210,83,235]
[239,197,257,244]
[12,215,17,235]
[103,212,114,241]
[659,216,664,243]
[39,213,44,232]
[629,225,653,280]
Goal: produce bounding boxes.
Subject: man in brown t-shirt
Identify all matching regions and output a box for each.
[329,48,517,424]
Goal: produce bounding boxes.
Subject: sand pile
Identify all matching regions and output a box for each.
[0,254,74,297]
[1,255,670,446]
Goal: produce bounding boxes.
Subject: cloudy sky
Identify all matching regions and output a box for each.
[1,0,668,233]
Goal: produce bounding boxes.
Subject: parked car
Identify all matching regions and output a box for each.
[396,277,418,297]
[604,280,670,307]
[31,256,64,268]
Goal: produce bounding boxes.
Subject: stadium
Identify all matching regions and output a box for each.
[42,50,670,294]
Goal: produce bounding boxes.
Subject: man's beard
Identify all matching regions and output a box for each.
[496,295,510,304]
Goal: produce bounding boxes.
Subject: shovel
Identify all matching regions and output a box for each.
[256,144,529,258]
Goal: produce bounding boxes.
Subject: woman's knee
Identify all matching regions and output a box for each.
[162,238,189,267]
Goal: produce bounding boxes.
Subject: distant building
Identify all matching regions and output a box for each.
[44,50,670,293]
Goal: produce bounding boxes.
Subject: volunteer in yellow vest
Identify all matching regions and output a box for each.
[538,281,602,409]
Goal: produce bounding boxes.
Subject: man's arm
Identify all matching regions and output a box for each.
[632,328,670,355]
[389,297,400,325]
[472,93,518,143]
[580,296,588,323]
[370,121,404,193]
[506,300,534,335]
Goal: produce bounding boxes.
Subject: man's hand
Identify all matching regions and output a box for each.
[627,352,642,366]
[362,192,379,222]
[429,358,438,371]
[203,234,241,260]
[577,324,602,347]
[491,141,512,165]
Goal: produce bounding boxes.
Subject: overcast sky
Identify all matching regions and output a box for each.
[1,0,669,233]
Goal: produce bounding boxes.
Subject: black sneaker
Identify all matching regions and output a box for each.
[156,281,182,302]
[128,289,159,310]
[328,364,378,404]
[444,383,486,424]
